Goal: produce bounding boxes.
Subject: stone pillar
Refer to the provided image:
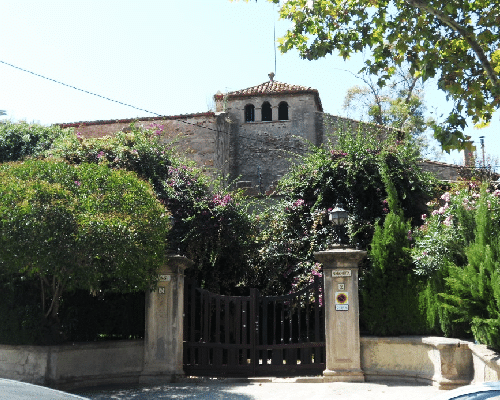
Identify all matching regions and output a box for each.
[140,255,193,383]
[314,247,366,382]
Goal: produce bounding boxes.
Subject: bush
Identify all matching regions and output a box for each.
[441,186,500,348]
[0,160,169,343]
[360,165,428,335]
[412,183,500,341]
[0,121,67,162]
[251,129,435,295]
[48,125,257,294]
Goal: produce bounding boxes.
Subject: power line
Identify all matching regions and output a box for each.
[0,60,311,154]
[0,60,161,117]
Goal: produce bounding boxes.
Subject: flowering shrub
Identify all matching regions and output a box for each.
[412,183,500,276]
[251,129,435,296]
[162,162,256,293]
[0,121,67,162]
[412,183,500,342]
[48,125,256,294]
[0,160,169,343]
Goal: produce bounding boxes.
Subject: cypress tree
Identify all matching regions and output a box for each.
[361,162,426,335]
[444,186,500,349]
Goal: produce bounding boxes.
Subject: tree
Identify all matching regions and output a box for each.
[440,186,500,349]
[0,121,67,162]
[361,164,427,335]
[0,160,169,342]
[342,69,432,154]
[48,125,256,294]
[250,128,435,295]
[266,0,500,152]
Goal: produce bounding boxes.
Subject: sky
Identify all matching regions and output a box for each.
[1,0,499,167]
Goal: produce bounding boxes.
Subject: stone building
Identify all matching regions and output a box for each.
[60,75,462,190]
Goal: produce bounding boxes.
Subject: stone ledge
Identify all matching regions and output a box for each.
[361,336,473,390]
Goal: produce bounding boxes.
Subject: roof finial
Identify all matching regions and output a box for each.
[268,72,275,82]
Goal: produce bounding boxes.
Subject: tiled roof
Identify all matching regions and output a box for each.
[223,81,323,111]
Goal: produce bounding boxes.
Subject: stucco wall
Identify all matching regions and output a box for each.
[419,160,460,181]
[0,340,144,389]
[3,337,500,389]
[469,343,500,383]
[361,336,473,389]
[61,113,220,171]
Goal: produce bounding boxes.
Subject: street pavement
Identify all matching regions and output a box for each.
[76,379,443,400]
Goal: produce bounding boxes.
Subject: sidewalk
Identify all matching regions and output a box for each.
[77,379,442,400]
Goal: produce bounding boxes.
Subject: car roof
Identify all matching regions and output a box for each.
[430,382,500,400]
[0,378,89,400]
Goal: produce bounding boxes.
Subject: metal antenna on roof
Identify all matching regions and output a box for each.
[273,2,277,76]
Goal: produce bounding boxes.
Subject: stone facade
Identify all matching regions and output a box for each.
[61,79,462,191]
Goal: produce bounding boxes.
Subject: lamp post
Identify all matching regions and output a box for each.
[314,204,366,382]
[328,204,349,246]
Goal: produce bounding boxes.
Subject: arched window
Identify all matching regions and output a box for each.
[261,101,272,122]
[278,101,289,120]
[244,104,255,122]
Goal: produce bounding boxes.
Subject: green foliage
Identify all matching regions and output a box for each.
[360,165,428,335]
[342,70,433,154]
[0,121,67,162]
[0,276,44,345]
[48,125,256,294]
[412,184,500,339]
[252,129,434,295]
[268,0,500,151]
[48,126,173,191]
[163,163,256,293]
[440,186,500,349]
[0,160,169,342]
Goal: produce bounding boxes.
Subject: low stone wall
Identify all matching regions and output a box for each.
[361,336,473,389]
[469,343,500,383]
[0,340,144,389]
[2,337,500,390]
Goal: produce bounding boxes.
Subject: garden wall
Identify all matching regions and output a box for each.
[0,340,143,390]
[361,336,473,389]
[2,337,500,389]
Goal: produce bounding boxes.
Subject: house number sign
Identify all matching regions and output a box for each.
[332,270,351,277]
[158,275,171,282]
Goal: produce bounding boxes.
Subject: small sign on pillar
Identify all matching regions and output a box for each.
[335,291,349,311]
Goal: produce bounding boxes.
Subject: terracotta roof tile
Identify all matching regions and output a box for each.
[223,81,323,111]
[227,81,315,96]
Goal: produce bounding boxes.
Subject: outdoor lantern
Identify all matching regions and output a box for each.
[328,204,348,226]
[328,204,349,245]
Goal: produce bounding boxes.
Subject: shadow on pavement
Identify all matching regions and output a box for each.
[75,383,255,400]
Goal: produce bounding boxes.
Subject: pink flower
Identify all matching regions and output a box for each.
[292,199,305,207]
[443,215,453,226]
[74,181,81,186]
[421,214,427,220]
[440,192,450,202]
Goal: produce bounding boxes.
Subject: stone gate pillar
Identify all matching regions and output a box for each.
[140,255,193,383]
[314,247,366,382]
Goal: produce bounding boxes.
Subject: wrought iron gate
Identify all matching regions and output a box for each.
[183,276,325,377]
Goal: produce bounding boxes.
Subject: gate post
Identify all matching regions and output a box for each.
[140,254,193,383]
[314,247,366,382]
